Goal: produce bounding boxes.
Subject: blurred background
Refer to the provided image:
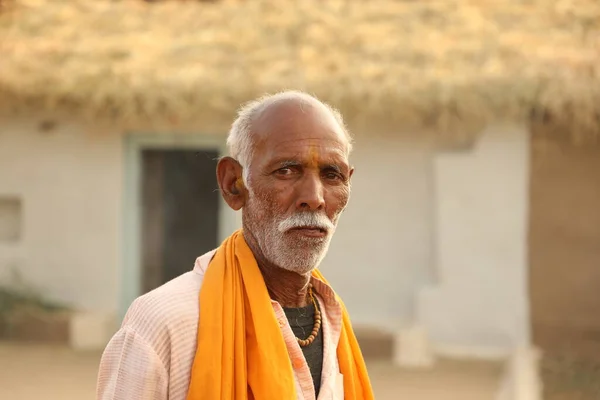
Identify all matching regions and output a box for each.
[0,0,599,399]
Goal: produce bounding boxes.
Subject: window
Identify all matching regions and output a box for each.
[0,197,22,242]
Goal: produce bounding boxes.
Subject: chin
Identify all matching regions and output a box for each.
[271,249,328,275]
[279,263,319,275]
[258,230,332,274]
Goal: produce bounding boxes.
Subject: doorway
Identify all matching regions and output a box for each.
[140,149,220,293]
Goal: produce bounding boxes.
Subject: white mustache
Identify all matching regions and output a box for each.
[277,212,335,233]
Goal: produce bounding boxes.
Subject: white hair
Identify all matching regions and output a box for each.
[226,90,353,185]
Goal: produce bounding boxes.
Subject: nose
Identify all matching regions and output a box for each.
[295,172,325,211]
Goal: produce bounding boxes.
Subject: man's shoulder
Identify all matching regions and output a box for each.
[121,270,205,344]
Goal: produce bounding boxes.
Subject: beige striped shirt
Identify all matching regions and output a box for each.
[97,250,345,400]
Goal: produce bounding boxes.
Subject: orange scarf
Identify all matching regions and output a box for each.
[186,229,374,399]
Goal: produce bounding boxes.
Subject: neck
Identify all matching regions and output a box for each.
[243,229,311,308]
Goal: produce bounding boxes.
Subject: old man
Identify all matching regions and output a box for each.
[97,91,374,400]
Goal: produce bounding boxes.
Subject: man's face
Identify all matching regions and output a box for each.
[242,100,353,274]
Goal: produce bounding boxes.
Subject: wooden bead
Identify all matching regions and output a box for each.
[296,286,322,348]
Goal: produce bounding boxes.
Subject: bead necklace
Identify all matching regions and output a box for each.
[296,284,321,347]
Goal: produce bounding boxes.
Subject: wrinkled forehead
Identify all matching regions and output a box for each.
[250,99,350,158]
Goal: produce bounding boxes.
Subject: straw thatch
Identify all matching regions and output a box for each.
[0,0,599,141]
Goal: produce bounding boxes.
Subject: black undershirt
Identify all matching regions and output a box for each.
[283,301,323,397]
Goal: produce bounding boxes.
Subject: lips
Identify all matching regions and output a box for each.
[288,226,328,238]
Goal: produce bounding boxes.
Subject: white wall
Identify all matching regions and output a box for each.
[0,119,122,314]
[323,133,435,330]
[0,119,530,352]
[418,125,530,354]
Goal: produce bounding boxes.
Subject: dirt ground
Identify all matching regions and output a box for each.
[540,351,600,400]
[0,341,501,400]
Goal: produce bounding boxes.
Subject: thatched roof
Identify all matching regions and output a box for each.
[0,0,599,141]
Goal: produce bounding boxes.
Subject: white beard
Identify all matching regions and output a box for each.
[245,198,337,274]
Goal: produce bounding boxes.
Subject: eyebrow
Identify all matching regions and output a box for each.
[274,160,342,168]
[321,164,342,173]
[276,160,303,168]
[274,159,347,174]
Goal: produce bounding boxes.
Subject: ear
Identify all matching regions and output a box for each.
[348,166,355,181]
[216,157,247,211]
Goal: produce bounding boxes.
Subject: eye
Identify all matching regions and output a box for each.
[323,170,343,181]
[276,167,292,175]
[274,166,298,178]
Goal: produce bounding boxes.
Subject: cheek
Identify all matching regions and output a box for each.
[263,182,296,207]
[249,182,290,215]
[325,185,351,216]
